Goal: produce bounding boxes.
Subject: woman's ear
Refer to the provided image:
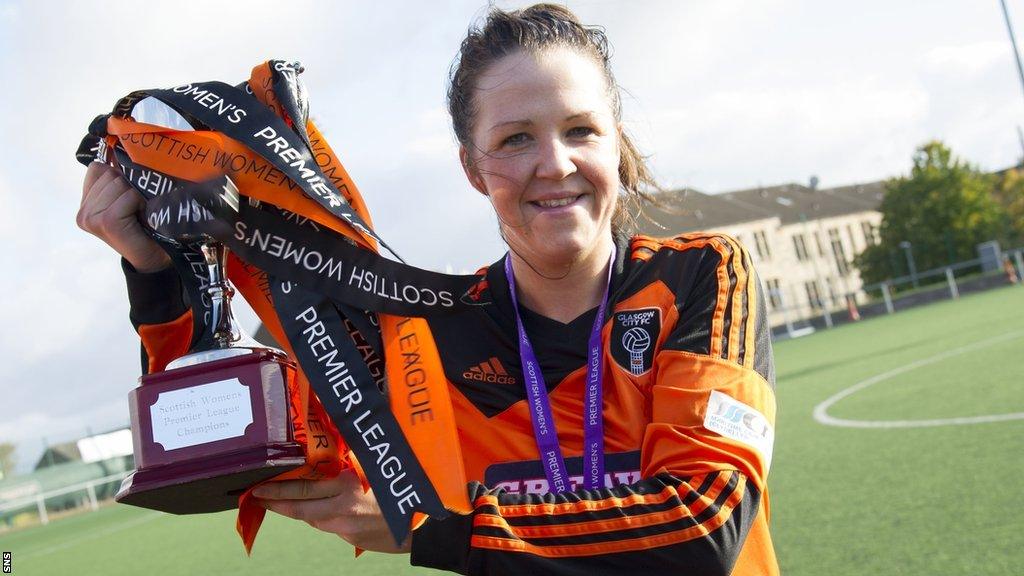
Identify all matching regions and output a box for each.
[460,146,488,196]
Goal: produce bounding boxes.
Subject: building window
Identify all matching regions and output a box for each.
[792,234,810,261]
[813,231,826,256]
[828,228,850,276]
[861,220,878,246]
[846,224,858,253]
[753,230,771,260]
[804,280,824,310]
[765,278,783,310]
[825,277,839,307]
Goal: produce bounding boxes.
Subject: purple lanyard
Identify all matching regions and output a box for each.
[503,247,615,492]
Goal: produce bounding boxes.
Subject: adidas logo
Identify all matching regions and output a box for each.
[463,357,517,385]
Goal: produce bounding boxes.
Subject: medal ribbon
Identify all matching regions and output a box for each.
[503,247,614,492]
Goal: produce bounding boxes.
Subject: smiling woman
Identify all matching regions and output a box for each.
[463,47,622,321]
[77,3,779,576]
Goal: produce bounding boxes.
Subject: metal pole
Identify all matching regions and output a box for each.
[36,495,48,525]
[900,241,919,288]
[1002,0,1024,159]
[820,281,834,328]
[946,267,960,299]
[86,482,99,511]
[1015,250,1024,281]
[790,284,806,330]
[778,289,795,336]
[882,281,895,314]
[1001,0,1024,100]
[1017,126,1024,164]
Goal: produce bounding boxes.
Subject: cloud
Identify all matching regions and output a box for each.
[407,107,460,159]
[923,41,1010,76]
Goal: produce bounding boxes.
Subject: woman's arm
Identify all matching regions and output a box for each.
[78,162,190,372]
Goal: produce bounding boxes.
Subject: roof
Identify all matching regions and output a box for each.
[717,181,883,225]
[638,179,885,234]
[636,188,775,236]
[33,428,133,470]
[34,443,80,469]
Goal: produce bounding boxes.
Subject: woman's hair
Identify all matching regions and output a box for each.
[448,3,660,235]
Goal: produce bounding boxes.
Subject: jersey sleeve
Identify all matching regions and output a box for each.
[121,258,193,374]
[410,235,778,576]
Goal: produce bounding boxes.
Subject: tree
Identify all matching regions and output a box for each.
[993,167,1024,247]
[0,442,15,479]
[856,141,1005,285]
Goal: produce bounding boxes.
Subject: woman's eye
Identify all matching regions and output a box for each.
[567,126,596,138]
[502,133,529,147]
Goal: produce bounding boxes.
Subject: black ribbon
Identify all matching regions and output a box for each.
[270,279,447,543]
[142,182,478,317]
[144,80,403,262]
[77,65,476,544]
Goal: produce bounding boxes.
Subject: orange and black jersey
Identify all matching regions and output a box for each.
[410,233,778,575]
[122,232,778,575]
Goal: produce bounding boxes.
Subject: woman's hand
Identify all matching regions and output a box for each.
[253,470,410,554]
[76,162,170,273]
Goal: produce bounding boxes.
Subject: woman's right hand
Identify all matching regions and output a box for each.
[77,162,170,273]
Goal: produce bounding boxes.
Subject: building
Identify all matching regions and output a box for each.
[638,179,884,329]
[34,428,134,471]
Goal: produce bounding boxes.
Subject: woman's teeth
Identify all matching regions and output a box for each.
[535,196,579,208]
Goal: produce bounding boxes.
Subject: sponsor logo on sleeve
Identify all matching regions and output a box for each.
[703,390,774,468]
[610,308,661,376]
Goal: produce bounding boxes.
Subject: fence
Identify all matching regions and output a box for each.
[0,472,128,528]
[768,247,1023,339]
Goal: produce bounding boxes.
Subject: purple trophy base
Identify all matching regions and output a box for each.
[116,349,305,514]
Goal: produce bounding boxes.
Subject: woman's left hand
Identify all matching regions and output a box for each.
[253,470,410,554]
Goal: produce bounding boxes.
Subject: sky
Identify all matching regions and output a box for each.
[1,0,1023,473]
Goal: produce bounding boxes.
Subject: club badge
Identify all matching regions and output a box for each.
[610,308,661,376]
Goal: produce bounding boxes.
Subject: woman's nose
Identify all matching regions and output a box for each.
[534,137,576,180]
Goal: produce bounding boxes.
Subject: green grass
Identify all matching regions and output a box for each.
[828,337,1023,420]
[0,503,435,576]
[1,285,1022,575]
[771,284,1024,576]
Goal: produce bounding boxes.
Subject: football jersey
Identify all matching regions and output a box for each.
[124,232,778,575]
[410,233,778,575]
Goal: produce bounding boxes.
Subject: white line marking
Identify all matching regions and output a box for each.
[19,511,163,560]
[813,330,1024,428]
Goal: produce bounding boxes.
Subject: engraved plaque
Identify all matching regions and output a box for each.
[150,378,254,451]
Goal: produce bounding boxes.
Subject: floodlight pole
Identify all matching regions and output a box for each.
[1001,0,1024,160]
[899,240,919,288]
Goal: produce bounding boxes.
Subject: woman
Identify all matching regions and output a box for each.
[79,5,778,575]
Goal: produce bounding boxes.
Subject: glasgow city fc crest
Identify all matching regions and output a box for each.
[610,307,661,376]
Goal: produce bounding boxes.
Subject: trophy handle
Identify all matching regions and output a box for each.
[203,242,241,347]
[166,241,279,369]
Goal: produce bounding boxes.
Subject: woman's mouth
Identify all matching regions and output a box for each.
[531,194,584,209]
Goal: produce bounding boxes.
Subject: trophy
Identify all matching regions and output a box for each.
[80,63,470,544]
[115,99,305,515]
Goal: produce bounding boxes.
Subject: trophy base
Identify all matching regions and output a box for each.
[116,442,304,514]
[118,349,305,515]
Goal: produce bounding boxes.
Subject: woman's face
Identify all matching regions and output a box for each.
[464,47,620,270]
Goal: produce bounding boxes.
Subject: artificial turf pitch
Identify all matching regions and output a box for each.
[2,285,1021,575]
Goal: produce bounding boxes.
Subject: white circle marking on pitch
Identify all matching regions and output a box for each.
[812,330,1024,429]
